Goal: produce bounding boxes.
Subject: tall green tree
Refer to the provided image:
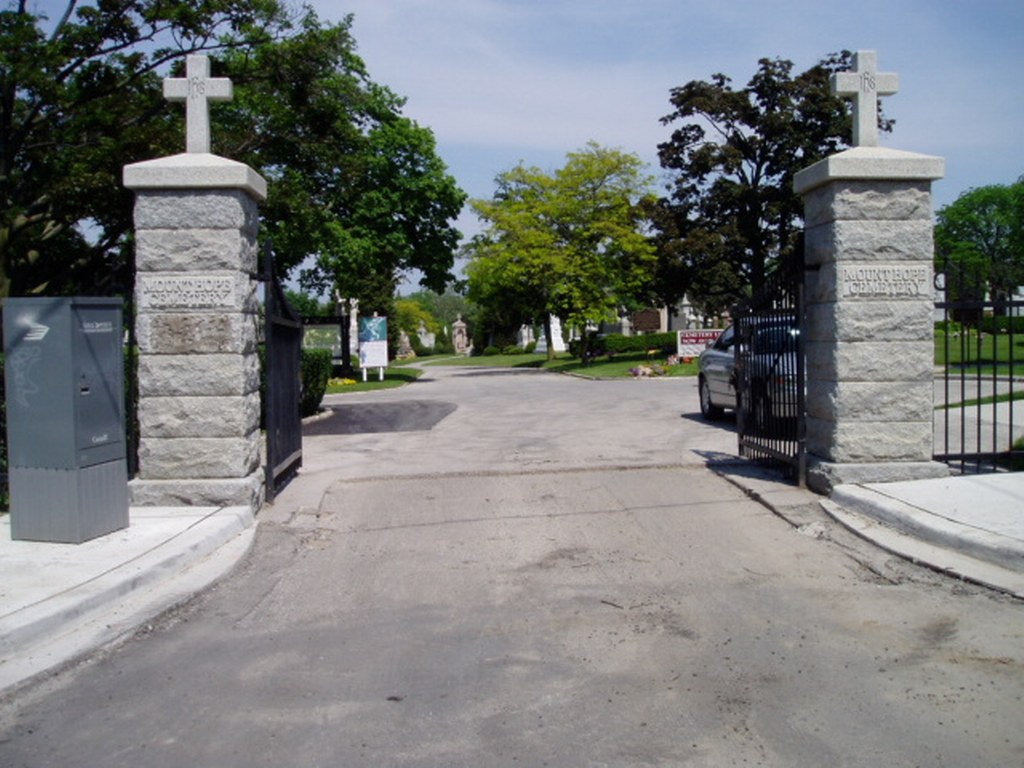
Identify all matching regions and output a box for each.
[655,52,888,314]
[466,142,657,358]
[0,2,465,305]
[934,179,1024,305]
[0,0,292,299]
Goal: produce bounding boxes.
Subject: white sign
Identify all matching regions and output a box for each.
[677,330,722,359]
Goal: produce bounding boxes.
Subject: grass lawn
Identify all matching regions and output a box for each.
[324,367,424,394]
[935,329,1024,376]
[542,351,699,378]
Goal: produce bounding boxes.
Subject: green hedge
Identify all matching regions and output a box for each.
[570,332,678,359]
[259,346,333,425]
[300,348,333,417]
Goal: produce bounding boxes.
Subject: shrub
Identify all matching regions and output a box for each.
[525,340,537,353]
[482,345,501,356]
[604,332,678,356]
[979,315,1024,334]
[502,344,524,355]
[300,348,333,417]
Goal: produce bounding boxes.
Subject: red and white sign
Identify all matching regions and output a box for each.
[676,330,722,360]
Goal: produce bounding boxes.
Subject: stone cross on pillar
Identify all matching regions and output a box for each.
[163,54,233,153]
[831,50,899,147]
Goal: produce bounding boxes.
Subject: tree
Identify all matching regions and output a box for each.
[0,0,292,299]
[0,3,465,304]
[655,52,888,313]
[934,179,1024,307]
[466,142,657,358]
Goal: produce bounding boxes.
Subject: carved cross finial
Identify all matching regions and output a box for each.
[831,50,899,147]
[163,55,233,154]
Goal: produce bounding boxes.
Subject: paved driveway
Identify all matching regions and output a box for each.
[1,366,1022,767]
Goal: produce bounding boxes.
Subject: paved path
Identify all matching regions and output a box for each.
[1,366,1022,767]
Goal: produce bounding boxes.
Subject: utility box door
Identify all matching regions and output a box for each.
[4,298,125,470]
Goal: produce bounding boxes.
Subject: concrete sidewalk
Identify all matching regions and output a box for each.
[1,461,1022,697]
[0,506,256,695]
[822,474,1024,598]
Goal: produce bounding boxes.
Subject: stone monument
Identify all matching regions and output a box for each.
[123,55,266,510]
[534,315,567,354]
[452,315,469,354]
[794,50,947,493]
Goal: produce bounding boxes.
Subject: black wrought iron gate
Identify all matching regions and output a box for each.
[933,254,1023,473]
[263,242,303,501]
[734,259,807,486]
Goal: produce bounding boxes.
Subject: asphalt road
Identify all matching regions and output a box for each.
[1,365,1022,767]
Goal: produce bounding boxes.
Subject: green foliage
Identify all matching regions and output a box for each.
[482,346,501,356]
[567,332,678,360]
[655,52,874,314]
[501,344,526,355]
[465,142,658,358]
[934,179,1024,302]
[1,4,466,303]
[300,348,333,417]
[0,0,292,299]
[604,332,679,356]
[980,315,1024,334]
[287,290,329,318]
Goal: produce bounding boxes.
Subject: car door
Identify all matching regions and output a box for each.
[703,325,736,404]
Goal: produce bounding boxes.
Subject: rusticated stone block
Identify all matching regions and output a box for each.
[805,219,933,266]
[135,229,257,273]
[802,180,933,228]
[133,190,258,233]
[806,416,932,463]
[803,302,933,343]
[137,353,260,396]
[137,434,260,479]
[805,340,934,382]
[129,474,265,509]
[805,380,934,422]
[136,312,257,354]
[139,393,260,438]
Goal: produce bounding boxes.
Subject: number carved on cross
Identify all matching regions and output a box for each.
[831,50,899,148]
[163,55,233,154]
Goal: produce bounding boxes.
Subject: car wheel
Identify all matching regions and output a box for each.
[699,375,725,420]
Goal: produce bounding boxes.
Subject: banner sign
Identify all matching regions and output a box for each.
[677,329,722,359]
[358,316,388,369]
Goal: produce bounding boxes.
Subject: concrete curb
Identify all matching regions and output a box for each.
[829,484,1024,573]
[0,507,255,695]
[821,499,1024,599]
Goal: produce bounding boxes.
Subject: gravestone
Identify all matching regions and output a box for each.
[124,55,266,510]
[452,315,469,354]
[794,50,948,493]
[416,321,435,351]
[535,315,567,354]
[517,324,535,349]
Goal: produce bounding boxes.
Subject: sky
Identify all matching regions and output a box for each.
[309,0,1024,249]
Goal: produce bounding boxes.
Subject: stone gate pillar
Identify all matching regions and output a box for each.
[794,51,948,494]
[123,55,267,510]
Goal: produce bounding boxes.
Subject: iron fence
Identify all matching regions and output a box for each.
[933,256,1023,473]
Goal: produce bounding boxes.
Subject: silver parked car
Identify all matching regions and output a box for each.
[698,319,799,424]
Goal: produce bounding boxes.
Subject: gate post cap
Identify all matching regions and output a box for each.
[124,153,267,201]
[794,146,945,195]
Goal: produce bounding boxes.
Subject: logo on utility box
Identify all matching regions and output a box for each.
[24,323,50,342]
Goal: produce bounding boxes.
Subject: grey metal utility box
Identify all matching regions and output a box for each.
[3,297,129,542]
